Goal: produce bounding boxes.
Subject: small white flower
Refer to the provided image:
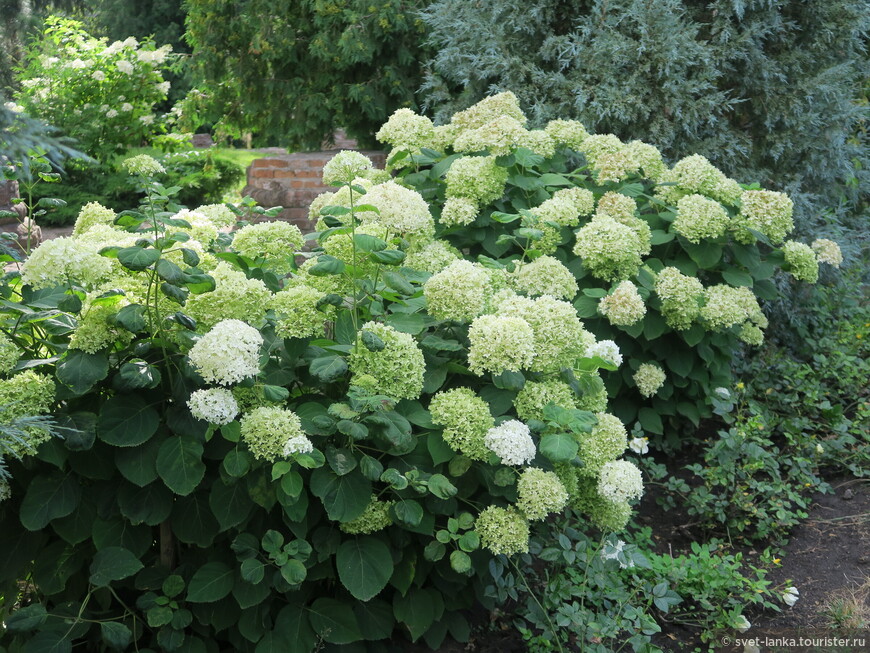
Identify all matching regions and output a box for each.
[629,437,649,455]
[783,586,799,607]
[600,539,635,568]
[586,339,623,367]
[121,103,134,112]
[156,81,171,95]
[91,70,105,81]
[139,115,155,125]
[115,60,134,75]
[735,615,751,632]
[484,420,536,465]
[815,443,824,455]
[106,109,118,118]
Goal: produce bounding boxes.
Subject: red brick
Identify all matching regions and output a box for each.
[273,170,295,179]
[251,168,274,179]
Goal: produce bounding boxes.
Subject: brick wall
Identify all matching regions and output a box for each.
[242,150,386,232]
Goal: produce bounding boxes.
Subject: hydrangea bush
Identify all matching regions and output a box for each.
[0,151,643,650]
[14,17,172,160]
[378,92,840,447]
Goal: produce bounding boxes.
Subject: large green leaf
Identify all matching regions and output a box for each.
[209,480,254,531]
[117,246,160,271]
[156,435,206,496]
[89,546,143,586]
[56,350,109,394]
[172,494,220,547]
[309,468,371,521]
[187,562,234,603]
[393,588,440,642]
[115,437,160,487]
[539,433,579,462]
[308,598,363,644]
[98,395,159,447]
[309,355,348,382]
[20,473,81,531]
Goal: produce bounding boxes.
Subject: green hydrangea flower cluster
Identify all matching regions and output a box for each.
[569,476,633,532]
[512,255,578,300]
[72,201,116,237]
[449,91,526,131]
[185,263,271,329]
[598,280,646,326]
[573,217,645,281]
[700,285,764,331]
[474,505,529,556]
[544,119,589,149]
[672,194,730,243]
[240,406,310,462]
[440,197,479,226]
[424,260,492,322]
[69,294,133,354]
[516,468,569,521]
[577,412,628,479]
[466,314,535,376]
[232,221,304,275]
[21,237,114,290]
[339,495,395,534]
[404,240,461,274]
[811,239,843,267]
[513,379,577,422]
[348,322,425,400]
[172,209,219,245]
[0,370,56,458]
[268,285,327,339]
[429,387,493,461]
[360,180,434,235]
[782,240,820,283]
[654,267,705,330]
[633,363,666,398]
[0,333,21,375]
[445,155,509,207]
[196,203,237,229]
[733,190,794,245]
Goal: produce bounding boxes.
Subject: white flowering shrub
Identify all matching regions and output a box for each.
[14,17,171,159]
[0,153,642,650]
[384,92,841,448]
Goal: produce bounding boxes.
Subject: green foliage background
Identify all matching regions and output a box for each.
[420,0,869,238]
[184,0,431,149]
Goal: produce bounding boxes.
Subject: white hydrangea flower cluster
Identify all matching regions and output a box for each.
[122,154,164,177]
[516,468,569,521]
[187,388,239,425]
[172,209,219,245]
[404,240,460,274]
[360,181,434,235]
[544,119,589,149]
[585,339,623,367]
[811,238,843,267]
[484,420,536,465]
[0,333,21,374]
[782,240,819,283]
[655,154,727,204]
[322,151,373,186]
[596,192,637,222]
[188,319,262,386]
[633,363,666,398]
[654,267,705,330]
[69,293,132,354]
[597,460,644,503]
[598,280,646,326]
[672,194,730,243]
[375,108,436,151]
[21,237,114,290]
[424,260,492,321]
[440,197,479,226]
[467,314,536,375]
[196,204,237,229]
[452,115,531,156]
[512,255,578,300]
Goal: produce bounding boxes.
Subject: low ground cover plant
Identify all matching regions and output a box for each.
[0,93,843,650]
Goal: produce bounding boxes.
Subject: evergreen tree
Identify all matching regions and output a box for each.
[421,0,869,236]
[184,0,431,149]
